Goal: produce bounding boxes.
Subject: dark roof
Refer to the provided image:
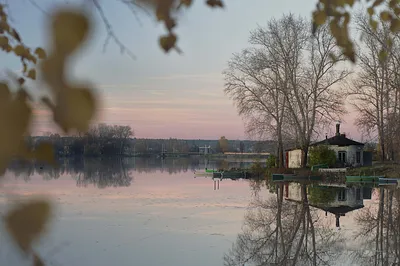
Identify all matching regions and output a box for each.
[311,134,364,147]
[285,199,365,214]
[313,204,364,215]
[285,134,364,151]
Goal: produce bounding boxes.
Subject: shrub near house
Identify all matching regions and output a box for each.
[308,145,337,167]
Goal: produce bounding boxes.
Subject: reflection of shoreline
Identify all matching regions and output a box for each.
[7,157,259,175]
[5,157,260,188]
[7,157,135,189]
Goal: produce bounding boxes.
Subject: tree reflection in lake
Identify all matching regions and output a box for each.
[351,187,400,265]
[225,181,346,266]
[228,178,400,266]
[8,158,134,188]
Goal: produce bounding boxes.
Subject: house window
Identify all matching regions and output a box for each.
[338,151,347,163]
[356,188,361,200]
[356,151,361,164]
[338,189,346,201]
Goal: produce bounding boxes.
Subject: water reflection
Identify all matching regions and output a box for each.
[225,180,400,266]
[352,187,400,265]
[6,157,257,188]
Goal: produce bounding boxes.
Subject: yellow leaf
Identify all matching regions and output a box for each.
[390,19,400,32]
[34,47,46,59]
[379,49,387,62]
[206,0,224,8]
[27,69,36,80]
[336,0,346,7]
[367,7,375,16]
[34,142,55,165]
[346,0,356,6]
[54,85,97,133]
[0,20,9,32]
[372,0,385,8]
[0,85,32,173]
[380,11,392,21]
[180,0,192,7]
[370,18,378,31]
[313,10,327,26]
[159,33,177,52]
[0,82,10,102]
[0,35,8,47]
[4,199,52,253]
[13,44,26,57]
[52,9,91,55]
[40,55,65,91]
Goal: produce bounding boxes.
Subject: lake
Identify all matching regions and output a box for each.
[0,157,396,266]
[0,157,253,266]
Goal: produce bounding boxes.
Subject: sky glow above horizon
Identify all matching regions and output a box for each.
[0,0,363,141]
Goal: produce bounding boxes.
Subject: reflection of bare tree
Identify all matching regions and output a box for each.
[225,183,344,266]
[73,158,132,189]
[352,187,400,265]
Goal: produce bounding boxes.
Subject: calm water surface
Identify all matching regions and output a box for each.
[0,157,395,265]
[0,158,253,266]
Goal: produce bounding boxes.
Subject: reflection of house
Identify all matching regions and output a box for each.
[283,183,371,228]
[285,123,367,168]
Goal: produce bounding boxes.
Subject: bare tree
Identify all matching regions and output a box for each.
[275,16,349,167]
[348,13,400,162]
[114,125,134,154]
[225,13,349,168]
[224,46,287,167]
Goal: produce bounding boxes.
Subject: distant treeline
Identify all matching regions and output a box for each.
[25,123,284,157]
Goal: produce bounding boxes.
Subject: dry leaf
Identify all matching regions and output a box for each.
[180,0,192,7]
[34,142,56,165]
[51,9,91,55]
[27,69,36,80]
[34,47,46,59]
[206,0,224,8]
[4,199,52,253]
[0,36,8,47]
[0,83,32,173]
[54,86,97,133]
[159,33,177,52]
[40,55,66,91]
[13,45,26,57]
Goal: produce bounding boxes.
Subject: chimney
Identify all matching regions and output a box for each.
[335,214,340,228]
[336,123,340,136]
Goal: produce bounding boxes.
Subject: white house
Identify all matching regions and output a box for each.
[283,182,367,228]
[285,123,365,168]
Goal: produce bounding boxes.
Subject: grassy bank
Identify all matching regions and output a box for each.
[347,163,400,178]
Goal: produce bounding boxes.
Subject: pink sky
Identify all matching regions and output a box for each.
[0,0,363,141]
[29,74,361,141]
